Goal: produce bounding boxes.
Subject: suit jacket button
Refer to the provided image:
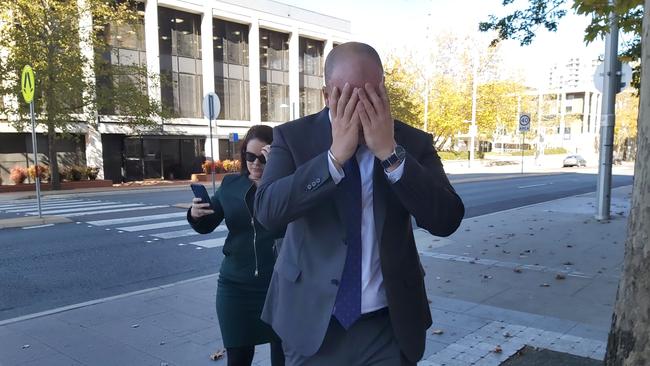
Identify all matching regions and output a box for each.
[331,279,339,286]
[307,184,312,190]
[316,178,321,183]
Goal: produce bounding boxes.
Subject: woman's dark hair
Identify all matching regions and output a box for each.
[240,124,273,175]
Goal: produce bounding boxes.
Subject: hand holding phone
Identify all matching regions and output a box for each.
[190,184,214,219]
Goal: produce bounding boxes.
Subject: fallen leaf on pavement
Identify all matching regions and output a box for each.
[210,350,226,361]
[540,283,550,287]
[504,332,512,338]
[566,244,574,248]
[513,268,522,273]
[563,261,574,265]
[494,345,503,353]
[432,329,444,335]
[131,324,140,328]
[22,344,30,349]
[556,274,566,280]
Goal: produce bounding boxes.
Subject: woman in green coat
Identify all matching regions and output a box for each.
[188,125,284,366]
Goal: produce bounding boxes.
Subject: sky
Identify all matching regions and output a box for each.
[277,0,608,88]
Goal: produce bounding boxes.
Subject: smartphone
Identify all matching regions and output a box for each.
[190,183,213,209]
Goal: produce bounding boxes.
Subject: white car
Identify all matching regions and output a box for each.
[563,155,587,167]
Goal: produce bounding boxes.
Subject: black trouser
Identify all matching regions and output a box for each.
[227,340,285,366]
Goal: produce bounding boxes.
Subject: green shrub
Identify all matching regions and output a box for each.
[62,166,84,181]
[438,151,466,160]
[544,147,568,155]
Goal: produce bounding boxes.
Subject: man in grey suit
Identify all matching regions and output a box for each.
[255,42,464,366]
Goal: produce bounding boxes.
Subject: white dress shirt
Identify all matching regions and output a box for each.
[326,112,405,313]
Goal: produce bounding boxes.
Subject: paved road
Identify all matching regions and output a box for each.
[0,172,633,321]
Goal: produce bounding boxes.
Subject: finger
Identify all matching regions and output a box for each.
[197,209,215,216]
[365,83,383,113]
[329,86,339,118]
[356,102,371,131]
[343,89,359,123]
[358,88,377,122]
[192,198,203,203]
[379,82,390,113]
[194,203,211,209]
[337,83,352,119]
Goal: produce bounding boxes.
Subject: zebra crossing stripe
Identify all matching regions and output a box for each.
[117,219,188,232]
[152,229,199,239]
[87,212,186,226]
[152,225,227,239]
[4,201,111,213]
[52,205,169,217]
[23,203,144,215]
[0,199,88,210]
[189,237,226,248]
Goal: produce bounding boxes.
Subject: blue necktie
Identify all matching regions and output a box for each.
[333,155,362,330]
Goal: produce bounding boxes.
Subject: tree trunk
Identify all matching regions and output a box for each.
[604,2,650,364]
[47,127,60,190]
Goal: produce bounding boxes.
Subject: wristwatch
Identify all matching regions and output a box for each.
[380,145,406,170]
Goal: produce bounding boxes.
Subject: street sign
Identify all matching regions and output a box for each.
[593,62,632,93]
[21,65,42,217]
[202,92,221,120]
[519,113,531,132]
[21,65,35,103]
[229,133,239,143]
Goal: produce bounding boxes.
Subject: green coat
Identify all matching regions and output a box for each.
[187,173,283,284]
[187,173,284,348]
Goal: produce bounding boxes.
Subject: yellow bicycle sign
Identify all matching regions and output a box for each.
[21,65,35,103]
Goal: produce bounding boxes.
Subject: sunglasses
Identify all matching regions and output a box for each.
[245,152,266,164]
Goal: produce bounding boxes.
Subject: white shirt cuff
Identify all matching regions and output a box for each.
[327,151,345,184]
[384,159,405,183]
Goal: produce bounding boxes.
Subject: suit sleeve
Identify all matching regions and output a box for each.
[390,133,464,237]
[255,126,338,231]
[187,185,225,234]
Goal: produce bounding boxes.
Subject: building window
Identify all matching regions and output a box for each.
[259,29,290,122]
[95,3,147,115]
[299,37,324,117]
[214,19,250,121]
[159,7,202,118]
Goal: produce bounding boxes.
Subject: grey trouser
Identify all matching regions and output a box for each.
[284,309,416,366]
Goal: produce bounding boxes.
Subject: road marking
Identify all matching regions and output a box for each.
[118,219,188,232]
[22,224,54,229]
[152,225,227,239]
[23,203,144,215]
[0,199,90,210]
[189,237,226,248]
[58,205,169,217]
[86,212,186,226]
[518,183,551,189]
[4,201,111,213]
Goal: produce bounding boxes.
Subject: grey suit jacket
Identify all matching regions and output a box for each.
[254,108,464,363]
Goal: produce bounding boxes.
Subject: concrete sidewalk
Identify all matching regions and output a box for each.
[0,187,631,366]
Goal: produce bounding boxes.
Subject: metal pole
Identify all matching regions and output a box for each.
[595,0,619,221]
[208,95,216,195]
[521,132,526,174]
[469,50,478,168]
[29,101,42,218]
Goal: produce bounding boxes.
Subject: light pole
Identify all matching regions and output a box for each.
[468,49,478,167]
[595,0,620,221]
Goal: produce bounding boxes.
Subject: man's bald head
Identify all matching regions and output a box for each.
[324,42,383,87]
[322,42,384,108]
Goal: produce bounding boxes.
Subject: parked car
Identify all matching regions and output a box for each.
[563,155,587,167]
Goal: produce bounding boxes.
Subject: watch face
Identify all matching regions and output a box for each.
[395,145,406,159]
